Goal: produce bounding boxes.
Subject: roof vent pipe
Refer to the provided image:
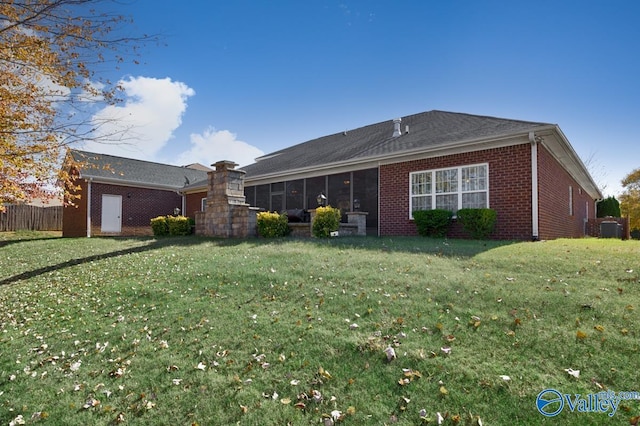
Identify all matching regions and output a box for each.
[393,118,402,137]
[405,125,409,134]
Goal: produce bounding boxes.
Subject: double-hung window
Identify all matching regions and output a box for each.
[409,163,488,218]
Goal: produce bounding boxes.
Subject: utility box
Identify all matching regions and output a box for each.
[600,221,622,238]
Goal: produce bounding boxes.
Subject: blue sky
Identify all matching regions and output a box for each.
[80,0,640,197]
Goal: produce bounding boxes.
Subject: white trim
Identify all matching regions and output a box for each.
[529,133,539,240]
[86,178,92,238]
[201,197,207,212]
[408,163,489,219]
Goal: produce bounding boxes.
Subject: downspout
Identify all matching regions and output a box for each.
[529,132,539,241]
[377,164,381,236]
[176,190,186,216]
[86,178,92,238]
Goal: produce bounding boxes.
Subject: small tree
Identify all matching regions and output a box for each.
[597,196,621,218]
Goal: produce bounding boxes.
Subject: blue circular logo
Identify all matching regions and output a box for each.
[537,389,564,417]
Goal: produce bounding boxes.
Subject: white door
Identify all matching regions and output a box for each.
[101,194,122,233]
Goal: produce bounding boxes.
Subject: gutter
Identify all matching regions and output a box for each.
[529,132,539,241]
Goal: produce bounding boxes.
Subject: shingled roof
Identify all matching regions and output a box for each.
[240,110,552,178]
[67,149,210,190]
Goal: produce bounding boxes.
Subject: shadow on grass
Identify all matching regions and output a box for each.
[237,235,518,258]
[0,236,211,286]
[0,234,518,286]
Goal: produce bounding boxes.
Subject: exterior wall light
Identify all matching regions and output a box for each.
[316,193,327,207]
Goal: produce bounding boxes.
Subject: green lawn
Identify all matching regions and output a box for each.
[1,233,639,425]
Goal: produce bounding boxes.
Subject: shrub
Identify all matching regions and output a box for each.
[167,215,192,236]
[312,206,341,238]
[597,196,621,218]
[631,229,640,240]
[456,208,497,239]
[150,216,169,236]
[257,211,290,238]
[412,209,453,237]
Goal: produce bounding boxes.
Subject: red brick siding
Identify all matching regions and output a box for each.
[380,144,534,239]
[185,191,207,217]
[537,145,594,239]
[90,183,181,236]
[62,178,88,237]
[64,181,183,237]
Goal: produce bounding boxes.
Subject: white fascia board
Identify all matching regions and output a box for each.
[537,126,603,200]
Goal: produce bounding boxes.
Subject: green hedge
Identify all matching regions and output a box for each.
[150,216,169,236]
[257,211,290,238]
[456,208,497,239]
[312,206,341,238]
[412,209,453,237]
[150,215,193,236]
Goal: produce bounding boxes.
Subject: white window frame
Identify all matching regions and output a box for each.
[409,163,489,219]
[201,197,207,212]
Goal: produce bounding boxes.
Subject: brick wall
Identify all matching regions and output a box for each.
[185,191,207,217]
[537,144,595,239]
[62,178,88,237]
[380,144,534,239]
[379,143,597,240]
[64,180,183,237]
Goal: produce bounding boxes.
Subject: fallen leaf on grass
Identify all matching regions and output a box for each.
[565,368,580,378]
[594,325,605,332]
[83,397,100,409]
[195,362,207,371]
[384,346,396,361]
[318,366,332,379]
[576,330,587,339]
[499,375,511,381]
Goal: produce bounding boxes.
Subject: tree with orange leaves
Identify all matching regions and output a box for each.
[0,0,149,210]
[620,168,640,232]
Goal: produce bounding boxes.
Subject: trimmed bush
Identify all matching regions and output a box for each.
[412,209,453,237]
[257,211,290,238]
[631,229,640,240]
[312,206,341,238]
[456,208,497,239]
[150,216,169,236]
[167,215,192,236]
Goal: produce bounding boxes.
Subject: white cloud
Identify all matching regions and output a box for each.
[81,76,194,160]
[78,75,264,168]
[175,127,264,168]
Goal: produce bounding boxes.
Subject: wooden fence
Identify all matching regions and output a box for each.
[0,205,63,231]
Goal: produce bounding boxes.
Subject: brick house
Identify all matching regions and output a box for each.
[65,110,602,240]
[62,150,209,237]
[231,110,602,240]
